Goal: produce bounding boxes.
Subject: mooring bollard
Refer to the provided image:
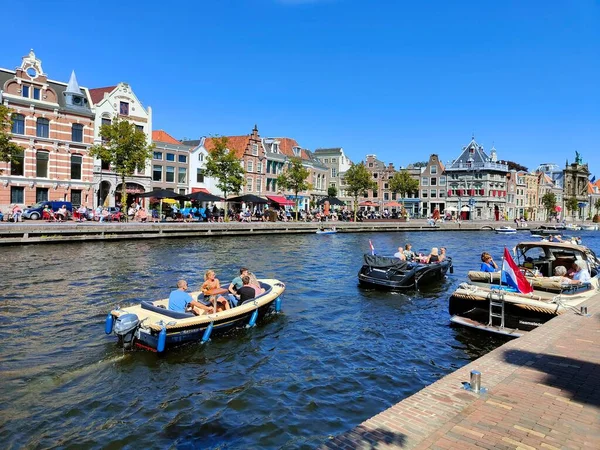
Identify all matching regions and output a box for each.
[470,370,481,393]
[580,306,588,315]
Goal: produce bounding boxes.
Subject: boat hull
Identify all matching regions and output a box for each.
[358,259,452,290]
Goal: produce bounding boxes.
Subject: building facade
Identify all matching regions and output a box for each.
[313,147,353,201]
[151,130,190,195]
[419,154,446,217]
[0,50,95,210]
[563,152,591,220]
[444,138,509,220]
[89,82,152,208]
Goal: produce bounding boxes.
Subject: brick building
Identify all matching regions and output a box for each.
[0,50,95,211]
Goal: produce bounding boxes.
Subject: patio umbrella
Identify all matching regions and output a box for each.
[137,189,188,220]
[385,201,401,208]
[227,194,268,204]
[317,197,346,206]
[359,200,377,207]
[186,191,224,203]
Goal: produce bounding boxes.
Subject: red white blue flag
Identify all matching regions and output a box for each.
[501,247,533,294]
[369,240,375,255]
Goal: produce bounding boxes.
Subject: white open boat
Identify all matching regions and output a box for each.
[495,226,517,234]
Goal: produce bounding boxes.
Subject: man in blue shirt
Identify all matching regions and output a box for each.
[169,280,213,314]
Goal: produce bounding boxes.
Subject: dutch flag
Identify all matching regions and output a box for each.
[501,247,533,294]
[369,240,375,255]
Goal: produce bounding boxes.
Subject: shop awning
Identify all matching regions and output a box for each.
[266,195,295,206]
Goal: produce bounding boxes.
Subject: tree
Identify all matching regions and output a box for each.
[389,169,419,214]
[0,105,23,174]
[343,163,377,222]
[411,161,428,168]
[277,157,311,221]
[327,186,338,198]
[565,197,579,219]
[595,198,600,215]
[541,192,557,221]
[499,160,528,172]
[89,117,154,213]
[203,136,245,221]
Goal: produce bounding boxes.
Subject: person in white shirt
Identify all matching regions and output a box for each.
[571,260,591,283]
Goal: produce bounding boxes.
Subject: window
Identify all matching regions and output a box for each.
[384,193,389,200]
[257,162,262,174]
[11,186,24,203]
[430,166,437,174]
[422,190,428,198]
[178,167,186,183]
[439,190,445,198]
[71,189,82,207]
[119,102,129,115]
[247,160,253,172]
[421,177,429,187]
[196,168,204,183]
[332,168,337,178]
[72,124,83,142]
[153,152,163,160]
[36,188,48,203]
[373,191,378,198]
[178,154,187,163]
[33,87,41,100]
[11,114,25,134]
[373,173,378,179]
[153,165,162,181]
[11,149,24,176]
[293,147,301,157]
[166,153,175,162]
[430,178,437,186]
[22,85,30,97]
[101,118,111,127]
[256,178,262,193]
[430,189,437,198]
[71,155,82,180]
[36,118,49,138]
[101,159,110,170]
[252,144,258,156]
[439,176,446,186]
[135,125,144,132]
[36,151,49,177]
[331,158,337,163]
[246,177,253,192]
[323,159,329,163]
[198,153,204,162]
[166,166,175,182]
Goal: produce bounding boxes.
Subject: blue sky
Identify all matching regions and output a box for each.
[4,0,599,174]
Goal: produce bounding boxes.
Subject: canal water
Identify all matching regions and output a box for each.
[1,229,598,449]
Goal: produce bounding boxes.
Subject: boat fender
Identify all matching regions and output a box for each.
[248,309,259,327]
[201,322,214,344]
[105,313,114,334]
[275,296,282,313]
[450,265,454,274]
[157,326,167,353]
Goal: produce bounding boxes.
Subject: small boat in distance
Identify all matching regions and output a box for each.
[105,279,286,353]
[316,227,337,234]
[495,226,517,234]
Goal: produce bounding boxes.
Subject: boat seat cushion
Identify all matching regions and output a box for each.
[140,301,195,319]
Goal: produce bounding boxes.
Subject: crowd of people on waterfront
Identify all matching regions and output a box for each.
[167,267,266,315]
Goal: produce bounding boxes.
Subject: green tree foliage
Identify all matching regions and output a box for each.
[541,192,557,221]
[327,185,338,198]
[595,198,600,215]
[89,117,154,211]
[565,197,579,218]
[276,157,311,221]
[343,163,377,222]
[203,136,245,221]
[0,105,23,173]
[411,161,428,168]
[389,170,419,212]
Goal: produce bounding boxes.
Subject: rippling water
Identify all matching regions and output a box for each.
[1,229,598,449]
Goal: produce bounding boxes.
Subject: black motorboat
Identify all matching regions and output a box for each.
[357,254,453,290]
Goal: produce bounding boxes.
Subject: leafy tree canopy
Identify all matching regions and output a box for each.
[499,160,528,172]
[411,161,428,168]
[89,117,154,210]
[344,163,377,222]
[541,192,557,217]
[565,197,579,216]
[389,170,419,208]
[203,136,245,221]
[277,157,311,221]
[0,105,23,173]
[327,186,338,198]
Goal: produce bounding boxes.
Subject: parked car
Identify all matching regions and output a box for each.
[22,201,73,220]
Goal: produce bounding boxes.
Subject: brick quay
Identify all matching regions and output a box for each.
[322,293,600,450]
[0,219,541,246]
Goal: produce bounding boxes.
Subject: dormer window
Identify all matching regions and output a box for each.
[273,143,280,153]
[293,147,301,157]
[119,102,129,115]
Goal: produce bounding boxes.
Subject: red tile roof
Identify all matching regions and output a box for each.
[89,86,117,104]
[152,130,181,145]
[273,137,309,160]
[203,135,250,158]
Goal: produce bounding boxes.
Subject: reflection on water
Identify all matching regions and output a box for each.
[1,230,598,448]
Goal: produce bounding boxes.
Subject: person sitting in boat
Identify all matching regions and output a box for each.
[248,272,266,297]
[423,247,440,263]
[393,247,407,260]
[228,267,249,297]
[480,252,498,272]
[551,266,581,285]
[237,275,257,304]
[169,279,213,315]
[571,260,591,283]
[438,247,447,262]
[201,270,231,311]
[403,243,416,261]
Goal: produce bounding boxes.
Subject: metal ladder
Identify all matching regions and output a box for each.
[488,291,505,328]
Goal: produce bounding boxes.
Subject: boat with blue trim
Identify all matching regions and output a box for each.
[105,279,285,352]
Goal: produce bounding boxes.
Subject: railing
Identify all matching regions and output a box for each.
[445,161,508,171]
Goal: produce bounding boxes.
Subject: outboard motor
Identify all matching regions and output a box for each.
[114,313,140,350]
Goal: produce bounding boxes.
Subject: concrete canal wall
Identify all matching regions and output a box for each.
[322,293,600,450]
[0,220,540,246]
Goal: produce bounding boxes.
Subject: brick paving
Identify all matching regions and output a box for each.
[322,294,600,450]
